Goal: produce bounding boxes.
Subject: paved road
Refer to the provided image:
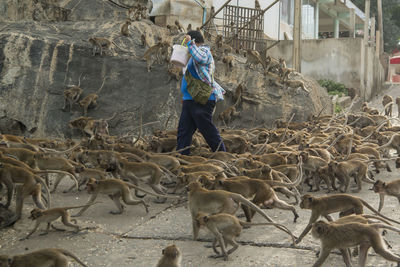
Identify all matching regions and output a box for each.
[1,85,400,267]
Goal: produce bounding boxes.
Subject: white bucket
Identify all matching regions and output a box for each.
[170,45,190,68]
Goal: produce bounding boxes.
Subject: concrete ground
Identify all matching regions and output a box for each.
[1,84,400,267]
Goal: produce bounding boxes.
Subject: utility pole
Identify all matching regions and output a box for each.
[293,0,302,72]
[363,0,370,100]
[377,0,384,54]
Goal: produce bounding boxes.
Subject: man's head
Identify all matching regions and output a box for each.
[187,30,204,44]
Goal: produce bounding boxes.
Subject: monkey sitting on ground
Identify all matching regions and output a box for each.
[222,55,234,75]
[21,203,99,240]
[79,76,107,115]
[196,212,292,261]
[373,179,400,212]
[0,248,87,267]
[295,193,400,244]
[382,94,393,117]
[73,178,152,216]
[311,220,400,267]
[156,244,182,267]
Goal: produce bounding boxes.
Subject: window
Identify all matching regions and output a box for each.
[281,0,294,25]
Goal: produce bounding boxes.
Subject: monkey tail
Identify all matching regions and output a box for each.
[370,223,400,234]
[362,214,392,225]
[231,193,296,245]
[36,170,79,191]
[379,133,397,149]
[57,249,88,267]
[34,176,51,209]
[45,142,81,154]
[125,182,181,199]
[360,199,400,225]
[266,159,303,188]
[64,201,102,210]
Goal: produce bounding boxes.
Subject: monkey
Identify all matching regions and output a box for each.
[166,64,183,83]
[379,133,400,155]
[187,181,296,244]
[264,70,283,87]
[218,106,240,126]
[180,163,224,174]
[328,160,374,193]
[186,23,192,32]
[121,19,131,37]
[88,37,130,56]
[69,116,111,139]
[296,193,400,244]
[311,220,400,267]
[245,50,264,69]
[0,163,51,221]
[174,20,184,32]
[166,24,180,35]
[213,177,300,223]
[362,102,379,115]
[0,248,87,267]
[63,167,110,193]
[382,94,393,117]
[156,244,182,267]
[222,55,234,75]
[396,96,400,118]
[279,67,295,82]
[0,134,25,143]
[141,32,148,47]
[255,0,261,9]
[79,76,108,115]
[265,56,280,72]
[63,73,84,112]
[196,212,293,261]
[373,179,400,212]
[21,203,99,240]
[33,153,80,193]
[285,79,309,93]
[142,41,170,72]
[73,178,152,216]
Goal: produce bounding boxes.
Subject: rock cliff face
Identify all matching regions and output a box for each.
[0,0,332,138]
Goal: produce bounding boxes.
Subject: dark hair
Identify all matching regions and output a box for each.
[187,30,204,44]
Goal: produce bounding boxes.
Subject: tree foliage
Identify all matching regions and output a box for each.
[352,0,400,52]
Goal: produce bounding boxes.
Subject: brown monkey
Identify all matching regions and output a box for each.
[156,244,182,267]
[373,179,400,212]
[89,37,113,56]
[63,167,110,193]
[279,67,295,82]
[246,50,264,69]
[141,33,148,47]
[196,212,292,261]
[0,134,25,143]
[396,96,400,118]
[255,0,261,9]
[311,220,400,267]
[328,160,374,193]
[73,178,151,216]
[142,42,169,72]
[167,64,183,83]
[296,193,400,244]
[0,163,51,220]
[186,23,192,32]
[79,76,108,115]
[63,73,84,112]
[174,20,184,32]
[218,106,240,125]
[285,79,309,93]
[379,133,400,155]
[69,116,110,139]
[382,94,393,117]
[0,248,87,267]
[222,55,234,75]
[213,177,300,222]
[187,181,296,244]
[121,19,131,36]
[22,203,99,240]
[265,56,280,72]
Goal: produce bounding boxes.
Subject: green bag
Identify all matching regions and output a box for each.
[185,70,213,105]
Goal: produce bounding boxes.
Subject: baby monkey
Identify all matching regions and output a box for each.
[21,203,99,240]
[156,244,182,267]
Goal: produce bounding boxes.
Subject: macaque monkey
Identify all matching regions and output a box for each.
[73,178,150,216]
[396,97,400,118]
[0,248,87,267]
[379,133,400,155]
[279,67,295,82]
[22,203,99,239]
[285,79,309,93]
[187,181,296,244]
[382,94,393,117]
[265,56,280,72]
[311,220,400,267]
[255,0,261,9]
[89,37,113,56]
[174,20,184,32]
[167,64,183,83]
[121,19,131,36]
[187,23,192,32]
[214,177,300,223]
[0,163,51,220]
[63,167,110,193]
[79,76,108,115]
[196,212,292,261]
[218,106,239,125]
[246,50,264,69]
[69,116,109,139]
[156,244,182,267]
[63,73,85,112]
[141,32,148,47]
[142,41,169,72]
[296,193,400,244]
[373,179,400,212]
[166,24,180,35]
[222,55,234,75]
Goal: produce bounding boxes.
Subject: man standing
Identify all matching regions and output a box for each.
[176,30,226,155]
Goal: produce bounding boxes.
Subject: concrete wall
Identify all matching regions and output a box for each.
[265,38,384,100]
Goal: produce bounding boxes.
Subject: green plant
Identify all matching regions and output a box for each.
[318,79,348,96]
[334,103,343,114]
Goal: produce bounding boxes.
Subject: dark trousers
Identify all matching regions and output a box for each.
[177,100,226,155]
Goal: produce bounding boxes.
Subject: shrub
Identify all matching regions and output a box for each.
[318,79,348,96]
